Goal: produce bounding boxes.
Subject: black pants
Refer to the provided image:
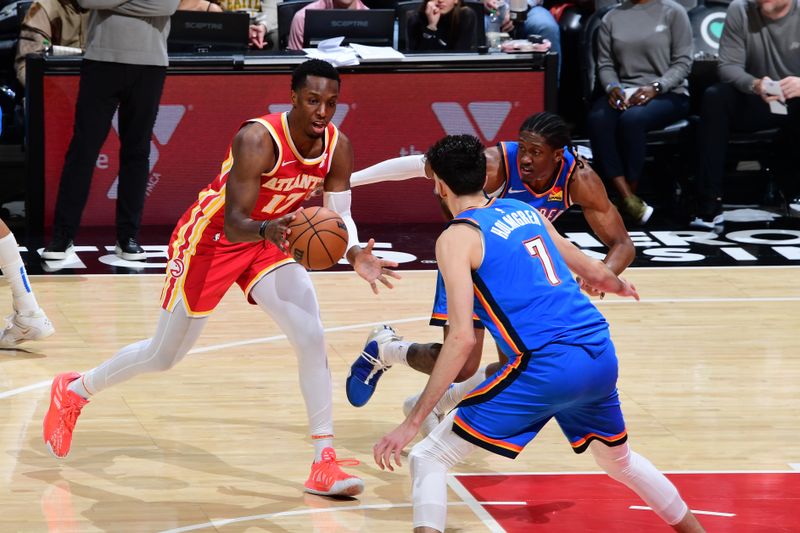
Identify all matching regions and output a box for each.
[588,92,689,186]
[53,59,167,242]
[696,82,800,202]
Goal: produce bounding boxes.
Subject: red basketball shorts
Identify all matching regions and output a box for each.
[160,221,294,317]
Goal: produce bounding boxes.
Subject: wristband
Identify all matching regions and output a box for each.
[258,219,269,240]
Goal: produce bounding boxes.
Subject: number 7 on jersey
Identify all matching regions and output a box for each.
[524,236,561,286]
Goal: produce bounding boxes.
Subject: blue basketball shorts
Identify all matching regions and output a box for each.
[452,338,627,458]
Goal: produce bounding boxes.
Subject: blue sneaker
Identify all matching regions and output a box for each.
[346,325,401,407]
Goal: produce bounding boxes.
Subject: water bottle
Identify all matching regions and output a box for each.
[487,0,508,52]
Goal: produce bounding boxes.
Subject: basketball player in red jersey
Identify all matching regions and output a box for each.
[42,59,399,497]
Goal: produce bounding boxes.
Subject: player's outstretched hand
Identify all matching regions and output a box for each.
[374,418,418,472]
[353,238,402,294]
[615,277,639,301]
[262,210,297,253]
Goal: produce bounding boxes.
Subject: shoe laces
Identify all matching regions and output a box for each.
[317,449,360,471]
[60,399,85,433]
[359,347,391,384]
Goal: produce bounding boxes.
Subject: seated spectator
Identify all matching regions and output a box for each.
[15,0,88,87]
[408,0,477,51]
[216,0,277,49]
[482,0,561,78]
[587,0,692,224]
[178,1,223,12]
[287,0,368,51]
[691,0,800,228]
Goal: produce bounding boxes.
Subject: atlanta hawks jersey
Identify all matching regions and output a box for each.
[160,112,339,316]
[498,142,577,222]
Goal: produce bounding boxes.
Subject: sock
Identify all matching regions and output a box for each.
[0,233,39,313]
[435,365,488,414]
[312,434,334,462]
[67,374,92,400]
[383,340,411,366]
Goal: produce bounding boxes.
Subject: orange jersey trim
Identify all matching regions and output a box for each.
[472,285,522,355]
[247,118,283,177]
[242,257,296,300]
[461,352,524,402]
[453,414,523,454]
[571,430,628,449]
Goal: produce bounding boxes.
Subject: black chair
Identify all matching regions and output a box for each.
[277,0,314,50]
[396,0,485,51]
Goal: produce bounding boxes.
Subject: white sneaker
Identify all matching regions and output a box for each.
[403,393,443,438]
[0,308,55,347]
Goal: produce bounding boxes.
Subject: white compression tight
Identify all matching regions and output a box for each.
[590,440,688,525]
[81,263,333,438]
[81,306,207,394]
[408,412,689,532]
[409,411,476,532]
[248,263,333,437]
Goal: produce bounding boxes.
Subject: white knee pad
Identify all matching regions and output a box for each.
[590,441,688,525]
[409,411,476,532]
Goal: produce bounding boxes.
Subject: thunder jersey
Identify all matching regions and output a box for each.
[498,142,577,222]
[431,143,580,327]
[453,198,608,357]
[182,112,338,235]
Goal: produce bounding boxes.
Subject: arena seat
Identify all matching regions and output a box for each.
[277,0,314,50]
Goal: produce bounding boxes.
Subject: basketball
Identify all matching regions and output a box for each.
[286,206,349,270]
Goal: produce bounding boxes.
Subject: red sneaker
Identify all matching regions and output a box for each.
[43,372,88,458]
[304,448,364,497]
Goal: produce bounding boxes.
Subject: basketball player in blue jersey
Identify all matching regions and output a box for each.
[371,134,704,533]
[350,112,635,292]
[346,113,634,420]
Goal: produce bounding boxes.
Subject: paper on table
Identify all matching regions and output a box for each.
[349,43,405,60]
[303,37,359,66]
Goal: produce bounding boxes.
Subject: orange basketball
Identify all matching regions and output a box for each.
[286,206,349,270]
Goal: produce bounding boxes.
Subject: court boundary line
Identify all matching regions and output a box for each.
[453,469,800,476]
[0,315,430,400]
[3,290,800,399]
[447,475,507,533]
[154,469,799,533]
[157,500,525,533]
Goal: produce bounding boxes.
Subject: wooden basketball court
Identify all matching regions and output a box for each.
[1,266,798,531]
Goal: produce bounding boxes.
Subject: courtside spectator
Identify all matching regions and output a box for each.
[15,0,88,87]
[482,0,561,78]
[691,0,800,228]
[408,0,477,51]
[41,0,180,262]
[287,0,368,51]
[178,1,223,12]
[217,0,277,49]
[588,0,692,224]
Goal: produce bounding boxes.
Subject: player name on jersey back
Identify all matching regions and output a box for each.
[489,209,543,240]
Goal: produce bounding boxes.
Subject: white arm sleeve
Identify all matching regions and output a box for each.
[323,190,360,254]
[350,154,427,187]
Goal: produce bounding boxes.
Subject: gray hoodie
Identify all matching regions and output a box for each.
[77,0,180,66]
